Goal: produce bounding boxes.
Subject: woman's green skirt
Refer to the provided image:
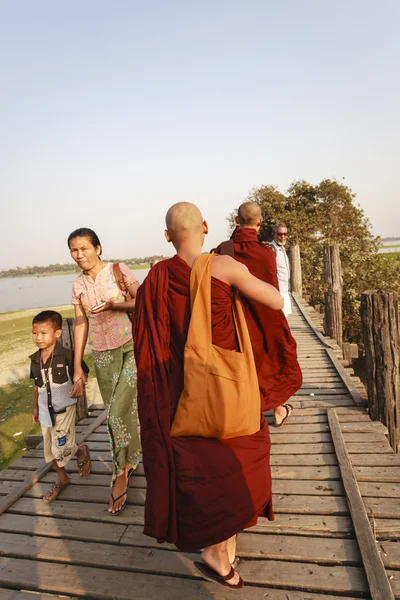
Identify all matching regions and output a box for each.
[92,339,140,484]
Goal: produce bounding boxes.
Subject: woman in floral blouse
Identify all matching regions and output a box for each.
[68,227,140,514]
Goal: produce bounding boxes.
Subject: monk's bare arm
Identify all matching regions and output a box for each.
[212,255,284,310]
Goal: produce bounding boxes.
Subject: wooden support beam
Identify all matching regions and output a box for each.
[328,409,395,600]
[323,245,343,348]
[360,291,400,453]
[288,244,302,296]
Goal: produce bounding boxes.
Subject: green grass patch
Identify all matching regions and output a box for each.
[128,264,150,270]
[381,244,400,249]
[0,305,75,370]
[0,378,41,470]
[381,252,400,262]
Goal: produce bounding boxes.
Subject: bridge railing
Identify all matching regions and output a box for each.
[289,244,399,453]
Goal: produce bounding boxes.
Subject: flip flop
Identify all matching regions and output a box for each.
[194,561,244,590]
[43,479,70,504]
[274,403,293,428]
[109,487,128,515]
[77,444,91,477]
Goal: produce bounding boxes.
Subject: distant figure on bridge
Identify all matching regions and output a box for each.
[268,222,292,317]
[30,310,91,503]
[133,202,283,590]
[215,202,302,427]
[68,228,141,515]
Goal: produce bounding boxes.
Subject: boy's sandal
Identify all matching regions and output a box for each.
[77,444,91,477]
[194,561,244,590]
[43,480,70,504]
[274,403,293,428]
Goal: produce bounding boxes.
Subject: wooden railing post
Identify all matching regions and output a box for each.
[360,291,400,453]
[323,245,343,348]
[288,244,302,296]
[62,317,88,423]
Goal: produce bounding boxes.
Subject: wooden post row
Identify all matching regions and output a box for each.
[61,317,88,423]
[360,291,400,453]
[288,244,302,297]
[323,245,343,348]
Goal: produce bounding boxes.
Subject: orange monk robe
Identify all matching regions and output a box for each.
[133,256,274,551]
[216,227,302,411]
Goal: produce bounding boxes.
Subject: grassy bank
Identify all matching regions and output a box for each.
[0,378,41,469]
[0,305,75,371]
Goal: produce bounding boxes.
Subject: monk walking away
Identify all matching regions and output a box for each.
[216,201,302,427]
[30,310,91,503]
[134,202,283,590]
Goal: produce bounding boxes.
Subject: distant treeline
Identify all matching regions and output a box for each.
[0,256,167,278]
[381,236,400,241]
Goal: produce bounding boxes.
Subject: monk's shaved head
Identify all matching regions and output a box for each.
[165,202,207,249]
[237,201,262,227]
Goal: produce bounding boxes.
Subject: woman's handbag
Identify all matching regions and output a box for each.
[170,254,261,439]
[113,263,134,321]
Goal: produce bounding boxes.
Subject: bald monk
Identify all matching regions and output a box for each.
[215,201,302,426]
[133,202,283,590]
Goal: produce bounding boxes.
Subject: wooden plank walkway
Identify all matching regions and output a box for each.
[1,296,400,599]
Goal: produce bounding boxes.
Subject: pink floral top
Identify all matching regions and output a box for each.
[71,262,138,351]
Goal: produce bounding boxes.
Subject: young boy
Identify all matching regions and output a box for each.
[30,310,91,503]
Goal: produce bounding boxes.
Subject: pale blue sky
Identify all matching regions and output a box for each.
[1,0,399,269]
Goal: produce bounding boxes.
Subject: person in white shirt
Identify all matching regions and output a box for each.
[269,223,292,317]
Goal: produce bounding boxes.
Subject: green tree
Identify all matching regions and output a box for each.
[228,179,400,344]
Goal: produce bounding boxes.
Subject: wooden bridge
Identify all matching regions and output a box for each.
[1,295,400,599]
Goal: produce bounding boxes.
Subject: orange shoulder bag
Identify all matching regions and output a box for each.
[170,254,261,439]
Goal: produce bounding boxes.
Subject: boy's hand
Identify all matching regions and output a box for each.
[32,406,39,423]
[70,379,84,398]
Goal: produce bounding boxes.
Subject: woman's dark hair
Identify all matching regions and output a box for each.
[67,228,102,256]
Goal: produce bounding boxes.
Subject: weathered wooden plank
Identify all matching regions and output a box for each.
[272,432,383,444]
[351,454,400,466]
[273,480,344,496]
[251,514,353,537]
[355,466,400,482]
[379,540,400,569]
[328,409,395,600]
[0,513,125,543]
[271,443,334,454]
[0,471,28,483]
[0,410,108,516]
[358,481,400,498]
[0,590,66,599]
[0,532,368,594]
[270,454,338,466]
[40,472,147,488]
[363,498,400,519]
[0,557,364,600]
[272,465,340,479]
[7,497,352,536]
[375,519,400,539]
[8,497,145,525]
[121,526,359,563]
[347,442,393,454]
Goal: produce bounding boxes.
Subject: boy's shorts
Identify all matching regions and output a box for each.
[42,404,78,467]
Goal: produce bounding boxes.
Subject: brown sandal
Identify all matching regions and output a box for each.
[43,479,70,504]
[194,562,244,590]
[77,444,91,477]
[274,403,293,428]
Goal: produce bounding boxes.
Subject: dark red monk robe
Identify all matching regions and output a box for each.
[216,227,302,411]
[133,255,273,551]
